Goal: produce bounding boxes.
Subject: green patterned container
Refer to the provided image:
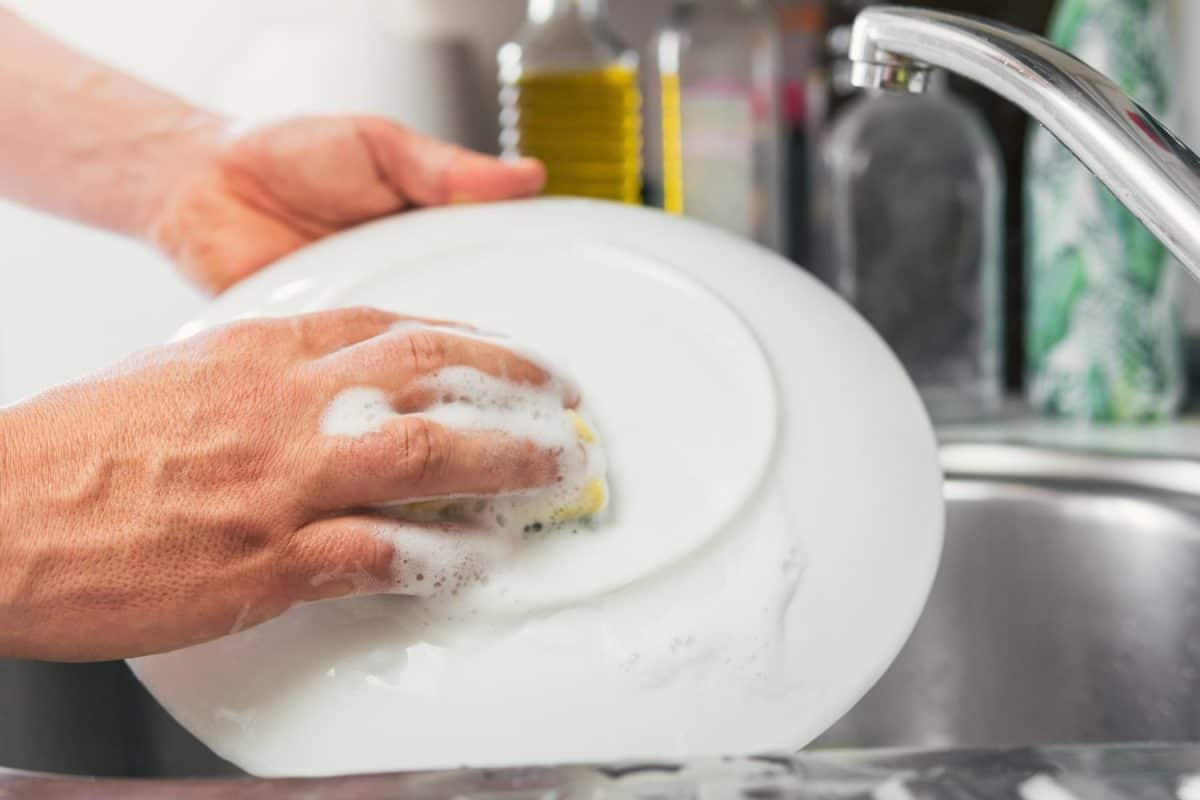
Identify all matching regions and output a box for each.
[1025,0,1184,421]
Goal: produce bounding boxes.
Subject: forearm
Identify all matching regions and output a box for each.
[0,8,225,237]
[0,400,48,658]
[0,385,165,661]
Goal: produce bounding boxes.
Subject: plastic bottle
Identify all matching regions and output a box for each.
[654,0,783,250]
[818,72,1005,423]
[498,0,641,204]
[1025,0,1183,421]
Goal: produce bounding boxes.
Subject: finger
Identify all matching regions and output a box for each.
[230,116,407,227]
[281,516,510,602]
[316,416,561,510]
[386,376,579,414]
[287,307,476,356]
[355,117,546,206]
[326,325,563,397]
[278,515,398,603]
[286,307,402,355]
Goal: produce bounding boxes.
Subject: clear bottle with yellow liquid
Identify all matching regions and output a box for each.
[498,0,642,204]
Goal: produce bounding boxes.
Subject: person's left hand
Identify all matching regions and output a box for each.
[148,117,545,294]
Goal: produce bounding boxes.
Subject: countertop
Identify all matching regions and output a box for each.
[4,747,1200,799]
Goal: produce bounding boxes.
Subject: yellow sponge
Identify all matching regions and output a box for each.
[569,409,596,444]
[397,410,606,527]
[549,477,607,523]
[552,411,606,520]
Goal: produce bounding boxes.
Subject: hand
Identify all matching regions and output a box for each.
[0,308,570,661]
[0,11,543,286]
[148,117,546,293]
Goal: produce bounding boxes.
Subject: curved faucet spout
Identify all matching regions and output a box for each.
[849,6,1200,280]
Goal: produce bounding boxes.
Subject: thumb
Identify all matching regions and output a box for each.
[355,117,546,206]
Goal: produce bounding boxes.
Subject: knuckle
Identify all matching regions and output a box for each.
[324,307,395,341]
[343,306,396,326]
[401,329,448,374]
[284,316,316,354]
[209,318,279,352]
[395,418,449,485]
[225,523,273,562]
[362,534,399,584]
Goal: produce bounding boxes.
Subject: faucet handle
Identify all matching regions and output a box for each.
[849,57,931,93]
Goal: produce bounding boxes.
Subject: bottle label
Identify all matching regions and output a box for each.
[678,80,756,238]
[1025,0,1183,420]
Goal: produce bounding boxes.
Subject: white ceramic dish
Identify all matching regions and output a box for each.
[130,198,943,777]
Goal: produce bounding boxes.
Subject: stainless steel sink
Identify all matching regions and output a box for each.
[0,659,237,777]
[5,443,1200,777]
[817,443,1200,749]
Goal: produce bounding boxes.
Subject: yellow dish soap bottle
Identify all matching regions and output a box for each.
[499,0,642,204]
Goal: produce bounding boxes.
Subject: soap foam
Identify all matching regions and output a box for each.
[319,387,393,437]
[318,331,607,600]
[414,365,581,453]
[383,366,608,596]
[375,521,517,598]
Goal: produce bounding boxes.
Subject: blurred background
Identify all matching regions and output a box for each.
[3,0,1200,422]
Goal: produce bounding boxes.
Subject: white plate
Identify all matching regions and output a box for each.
[131,198,943,777]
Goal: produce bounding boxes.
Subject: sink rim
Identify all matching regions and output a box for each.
[8,745,1200,796]
[942,442,1200,498]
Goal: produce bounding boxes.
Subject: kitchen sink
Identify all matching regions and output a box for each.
[817,443,1200,748]
[5,443,1200,777]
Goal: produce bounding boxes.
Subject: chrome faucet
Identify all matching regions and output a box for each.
[848,6,1200,281]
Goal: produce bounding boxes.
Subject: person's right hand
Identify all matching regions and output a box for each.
[0,307,571,662]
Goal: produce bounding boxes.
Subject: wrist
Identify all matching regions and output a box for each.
[134,109,228,242]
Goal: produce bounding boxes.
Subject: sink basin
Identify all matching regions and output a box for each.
[5,444,1200,776]
[0,659,237,777]
[817,444,1200,749]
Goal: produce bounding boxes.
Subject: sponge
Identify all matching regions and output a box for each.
[398,409,607,528]
[553,410,607,521]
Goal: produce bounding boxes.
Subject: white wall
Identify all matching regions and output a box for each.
[0,0,672,404]
[0,0,359,403]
